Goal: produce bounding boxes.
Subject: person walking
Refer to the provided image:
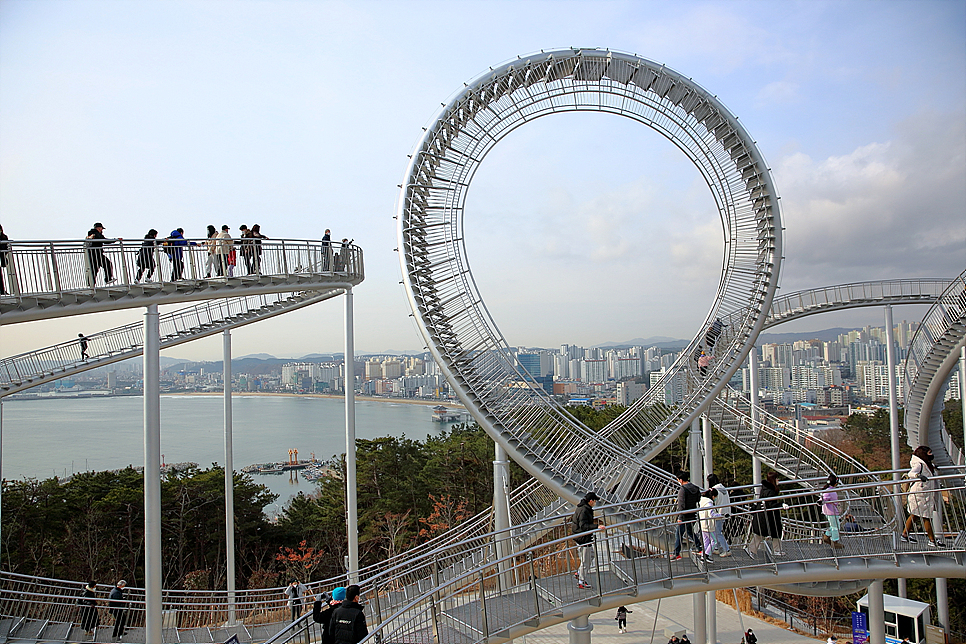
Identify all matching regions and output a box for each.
[704,317,727,350]
[571,491,605,588]
[672,471,704,561]
[747,471,785,557]
[821,473,845,549]
[215,225,232,276]
[321,228,332,271]
[312,586,345,644]
[85,223,119,286]
[80,581,99,637]
[0,224,9,295]
[329,584,367,644]
[78,334,89,360]
[615,605,632,633]
[135,229,159,283]
[699,488,731,556]
[249,224,268,274]
[900,445,945,547]
[707,473,734,539]
[202,225,218,277]
[108,579,127,640]
[284,579,309,621]
[744,628,757,644]
[164,228,187,280]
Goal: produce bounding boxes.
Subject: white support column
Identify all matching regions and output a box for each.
[493,443,512,591]
[344,288,359,583]
[143,304,162,644]
[693,592,707,644]
[868,580,885,644]
[702,415,716,644]
[937,578,949,633]
[568,613,592,644]
[707,591,717,644]
[960,347,966,466]
[749,350,762,485]
[223,330,237,625]
[702,415,713,484]
[689,419,706,643]
[885,306,906,598]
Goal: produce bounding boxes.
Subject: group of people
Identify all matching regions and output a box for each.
[130,223,270,284]
[672,470,735,561]
[573,442,947,576]
[76,579,128,641]
[281,579,368,644]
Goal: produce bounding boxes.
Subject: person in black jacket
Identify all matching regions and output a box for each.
[672,471,704,560]
[747,471,785,557]
[312,586,345,644]
[85,223,119,286]
[80,581,99,636]
[615,605,632,633]
[108,579,127,639]
[572,491,604,588]
[329,584,367,644]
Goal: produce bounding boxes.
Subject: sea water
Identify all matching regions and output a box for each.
[0,395,449,515]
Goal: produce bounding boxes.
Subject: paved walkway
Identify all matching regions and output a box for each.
[520,593,826,644]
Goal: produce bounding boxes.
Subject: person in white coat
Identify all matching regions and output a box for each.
[698,488,731,556]
[900,446,945,547]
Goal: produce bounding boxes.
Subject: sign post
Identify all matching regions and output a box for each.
[851,611,868,644]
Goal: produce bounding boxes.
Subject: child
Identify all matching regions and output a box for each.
[699,488,730,556]
[615,605,632,633]
[821,474,845,549]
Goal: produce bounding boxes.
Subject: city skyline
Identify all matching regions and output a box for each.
[2,1,963,362]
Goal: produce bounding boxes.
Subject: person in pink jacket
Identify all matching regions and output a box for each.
[821,473,844,549]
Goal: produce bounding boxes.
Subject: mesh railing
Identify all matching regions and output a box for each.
[2,471,963,643]
[0,238,361,299]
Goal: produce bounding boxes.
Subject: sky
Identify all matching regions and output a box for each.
[1,0,964,362]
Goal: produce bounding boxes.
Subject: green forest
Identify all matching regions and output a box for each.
[2,401,963,633]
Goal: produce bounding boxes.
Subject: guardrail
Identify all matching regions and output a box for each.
[0,238,362,301]
[5,472,962,643]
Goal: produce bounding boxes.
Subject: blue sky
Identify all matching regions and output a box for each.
[2,0,963,360]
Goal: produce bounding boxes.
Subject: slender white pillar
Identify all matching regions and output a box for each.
[568,613,592,644]
[868,580,885,644]
[693,592,707,644]
[689,419,706,643]
[223,330,237,625]
[702,415,713,483]
[960,347,966,466]
[749,350,762,485]
[707,591,717,644]
[344,288,359,583]
[702,415,716,644]
[885,306,907,598]
[937,577,949,632]
[143,304,162,644]
[493,443,512,591]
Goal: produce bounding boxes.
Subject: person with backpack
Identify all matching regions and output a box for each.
[672,471,704,561]
[744,628,758,644]
[329,584,367,644]
[572,491,605,589]
[615,605,632,633]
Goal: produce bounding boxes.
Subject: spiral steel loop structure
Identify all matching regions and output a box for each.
[398,48,782,505]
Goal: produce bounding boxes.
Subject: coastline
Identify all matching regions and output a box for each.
[164,391,466,408]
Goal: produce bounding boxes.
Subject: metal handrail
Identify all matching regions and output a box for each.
[902,269,966,464]
[0,238,362,301]
[4,471,962,644]
[0,291,341,395]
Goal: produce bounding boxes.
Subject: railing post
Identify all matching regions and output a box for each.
[527,551,541,622]
[477,569,489,641]
[281,241,288,274]
[118,239,129,285]
[430,560,441,644]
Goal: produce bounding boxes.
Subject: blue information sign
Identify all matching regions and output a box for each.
[852,611,869,644]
